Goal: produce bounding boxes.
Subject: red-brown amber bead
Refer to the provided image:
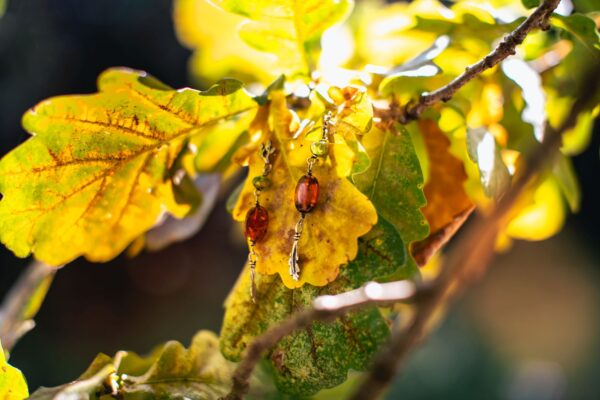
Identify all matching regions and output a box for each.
[295,175,319,213]
[245,205,269,242]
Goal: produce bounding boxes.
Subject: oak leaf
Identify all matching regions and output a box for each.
[211,0,354,76]
[353,125,429,269]
[0,341,28,400]
[0,68,257,266]
[232,91,377,288]
[408,120,474,266]
[173,0,279,84]
[221,216,405,396]
[28,331,261,400]
[418,120,473,233]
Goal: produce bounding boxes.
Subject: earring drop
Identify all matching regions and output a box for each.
[288,111,332,281]
[245,140,275,300]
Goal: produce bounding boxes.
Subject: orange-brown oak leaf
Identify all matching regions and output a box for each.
[413,120,474,265]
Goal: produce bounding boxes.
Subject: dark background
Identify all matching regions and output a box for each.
[1,1,599,399]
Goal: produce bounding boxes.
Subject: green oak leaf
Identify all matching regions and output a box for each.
[552,153,581,213]
[353,125,429,269]
[29,331,268,400]
[552,14,600,56]
[221,216,405,397]
[571,0,600,13]
[521,0,540,9]
[211,0,354,76]
[0,341,28,400]
[0,68,257,266]
[412,11,521,41]
[28,354,115,400]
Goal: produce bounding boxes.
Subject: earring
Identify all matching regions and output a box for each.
[288,111,333,281]
[245,140,275,301]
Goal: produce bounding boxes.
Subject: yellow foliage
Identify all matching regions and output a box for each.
[506,177,566,241]
[467,81,504,128]
[0,68,257,265]
[173,0,278,83]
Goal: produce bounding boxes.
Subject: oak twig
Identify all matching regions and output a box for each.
[0,261,59,352]
[224,0,582,398]
[223,281,417,400]
[349,64,600,400]
[374,0,561,124]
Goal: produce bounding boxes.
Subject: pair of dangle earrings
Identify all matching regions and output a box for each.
[243,111,334,300]
[288,110,333,281]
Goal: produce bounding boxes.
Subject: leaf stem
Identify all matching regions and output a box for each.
[0,261,59,352]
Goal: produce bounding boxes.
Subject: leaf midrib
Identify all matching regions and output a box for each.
[368,130,389,200]
[4,104,256,243]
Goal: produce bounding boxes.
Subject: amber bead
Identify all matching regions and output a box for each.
[245,205,269,242]
[295,175,319,213]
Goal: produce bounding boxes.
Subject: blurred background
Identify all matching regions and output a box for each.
[0,1,599,399]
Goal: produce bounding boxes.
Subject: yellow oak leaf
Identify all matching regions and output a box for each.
[232,92,377,288]
[0,341,28,399]
[211,0,354,77]
[0,68,257,266]
[173,0,279,84]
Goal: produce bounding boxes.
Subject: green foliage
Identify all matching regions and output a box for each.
[552,154,581,213]
[221,216,405,396]
[552,14,600,55]
[572,0,600,13]
[521,0,540,9]
[354,126,429,261]
[0,341,29,399]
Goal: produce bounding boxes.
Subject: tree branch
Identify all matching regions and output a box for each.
[379,0,560,123]
[223,281,418,400]
[349,64,600,400]
[0,261,59,352]
[223,1,578,397]
[224,61,599,400]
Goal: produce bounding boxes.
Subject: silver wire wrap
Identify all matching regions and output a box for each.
[288,214,305,281]
[248,240,258,301]
[287,110,334,280]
